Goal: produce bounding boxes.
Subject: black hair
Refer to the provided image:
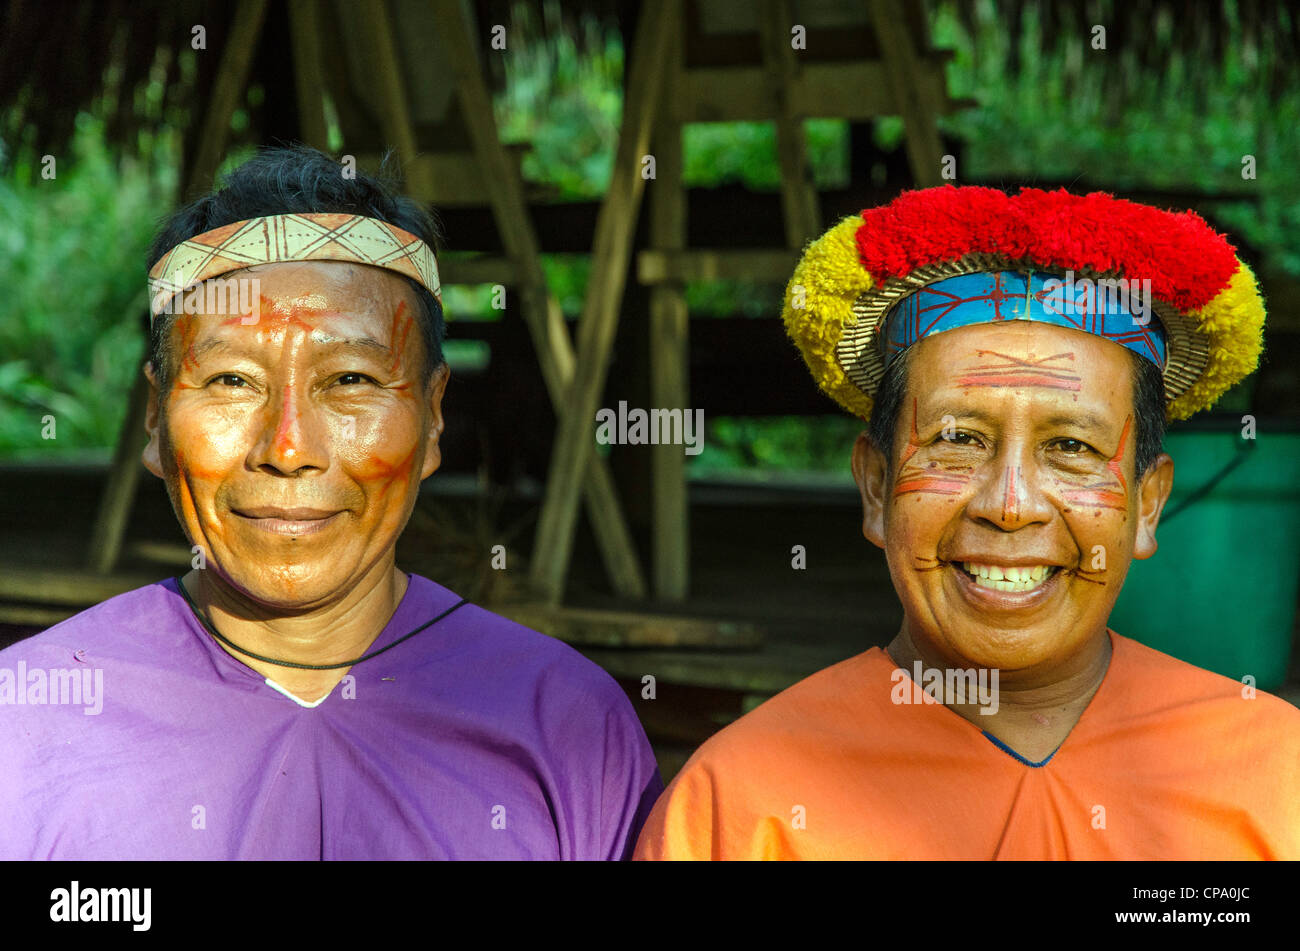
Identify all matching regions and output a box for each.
[146,145,444,390]
[867,344,1166,484]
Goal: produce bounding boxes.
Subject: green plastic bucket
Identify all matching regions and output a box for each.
[1108,420,1300,690]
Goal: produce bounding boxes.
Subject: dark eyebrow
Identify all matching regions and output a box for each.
[312,337,391,358]
[185,336,390,362]
[1041,411,1110,432]
[936,406,1112,432]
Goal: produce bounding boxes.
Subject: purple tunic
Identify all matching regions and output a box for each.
[0,575,663,859]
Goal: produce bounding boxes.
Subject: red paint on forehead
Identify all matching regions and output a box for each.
[956,372,1082,391]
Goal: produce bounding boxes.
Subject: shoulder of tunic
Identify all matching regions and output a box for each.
[1106,631,1300,730]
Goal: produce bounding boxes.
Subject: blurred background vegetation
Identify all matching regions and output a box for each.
[1,0,1293,475]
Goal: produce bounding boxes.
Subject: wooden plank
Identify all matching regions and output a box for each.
[649,24,689,601]
[288,0,329,149]
[672,59,959,123]
[869,0,945,186]
[188,0,270,194]
[529,0,680,604]
[351,0,435,199]
[760,0,821,246]
[437,255,518,286]
[0,567,165,607]
[638,248,800,283]
[578,641,844,694]
[0,605,76,629]
[85,341,150,573]
[497,603,762,649]
[432,0,646,599]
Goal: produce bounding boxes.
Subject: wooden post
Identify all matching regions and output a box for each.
[761,0,821,247]
[868,0,945,187]
[288,0,329,150]
[352,0,436,199]
[86,0,269,573]
[529,0,680,603]
[648,24,689,601]
[431,0,647,598]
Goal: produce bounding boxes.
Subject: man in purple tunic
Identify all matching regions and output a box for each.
[0,147,663,859]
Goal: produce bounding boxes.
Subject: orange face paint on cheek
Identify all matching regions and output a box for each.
[356,444,419,499]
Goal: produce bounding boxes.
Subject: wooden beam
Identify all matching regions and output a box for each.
[638,248,801,284]
[0,567,164,607]
[438,255,518,287]
[85,354,150,573]
[351,0,435,198]
[649,24,689,601]
[530,0,680,603]
[288,0,329,149]
[671,59,960,123]
[432,0,647,598]
[868,0,945,186]
[187,0,269,193]
[760,0,821,247]
[496,602,762,649]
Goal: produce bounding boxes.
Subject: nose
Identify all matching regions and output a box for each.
[249,382,329,474]
[963,440,1054,530]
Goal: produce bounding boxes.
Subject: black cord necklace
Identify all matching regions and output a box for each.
[175,575,468,670]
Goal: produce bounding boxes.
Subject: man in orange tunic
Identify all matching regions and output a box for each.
[635,186,1298,860]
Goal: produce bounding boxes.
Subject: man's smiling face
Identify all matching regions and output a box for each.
[142,260,448,610]
[854,321,1174,673]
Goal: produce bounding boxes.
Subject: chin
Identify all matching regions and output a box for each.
[938,622,1072,673]
[218,560,351,610]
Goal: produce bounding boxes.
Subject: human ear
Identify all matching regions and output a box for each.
[418,362,451,480]
[852,430,889,549]
[141,362,165,479]
[1132,451,1174,559]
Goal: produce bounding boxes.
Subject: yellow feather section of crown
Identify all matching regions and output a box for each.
[1166,261,1266,421]
[782,216,877,419]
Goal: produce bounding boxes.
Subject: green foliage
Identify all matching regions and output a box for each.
[494,3,623,199]
[0,113,175,456]
[932,0,1300,275]
[688,415,865,479]
[683,119,848,190]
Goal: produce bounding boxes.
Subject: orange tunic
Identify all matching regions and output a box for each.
[635,631,1300,860]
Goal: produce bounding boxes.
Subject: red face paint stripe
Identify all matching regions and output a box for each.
[272,383,297,454]
[1061,489,1127,510]
[955,373,1083,390]
[1002,465,1019,521]
[1107,415,1132,492]
[895,479,967,496]
[389,301,412,374]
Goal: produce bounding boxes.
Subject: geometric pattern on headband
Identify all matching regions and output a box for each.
[147,212,440,319]
[880,270,1167,369]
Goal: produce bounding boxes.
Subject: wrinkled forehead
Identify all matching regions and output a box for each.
[905,321,1136,420]
[238,259,417,316]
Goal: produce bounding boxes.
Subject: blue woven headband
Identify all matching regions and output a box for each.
[880,270,1167,368]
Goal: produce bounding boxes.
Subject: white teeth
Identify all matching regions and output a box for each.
[960,562,1056,593]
